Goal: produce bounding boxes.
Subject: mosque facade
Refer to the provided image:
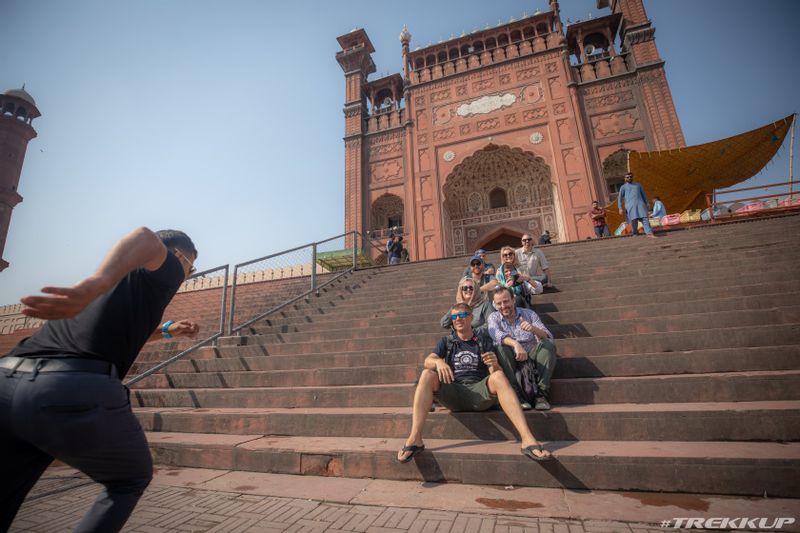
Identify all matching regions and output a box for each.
[336,0,685,258]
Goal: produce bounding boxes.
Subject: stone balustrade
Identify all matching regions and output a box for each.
[409,33,565,85]
[572,54,630,83]
[367,108,405,132]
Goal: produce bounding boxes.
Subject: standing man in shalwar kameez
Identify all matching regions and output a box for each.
[618,172,656,238]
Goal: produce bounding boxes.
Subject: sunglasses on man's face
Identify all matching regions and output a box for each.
[450,311,471,320]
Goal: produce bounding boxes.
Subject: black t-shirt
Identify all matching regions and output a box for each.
[432,332,494,383]
[9,253,185,378]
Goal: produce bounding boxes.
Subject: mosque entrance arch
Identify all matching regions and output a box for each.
[442,144,556,255]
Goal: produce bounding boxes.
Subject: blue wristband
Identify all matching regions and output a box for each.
[161,320,175,339]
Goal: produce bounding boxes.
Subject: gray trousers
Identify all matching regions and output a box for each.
[497,339,558,396]
[0,363,152,533]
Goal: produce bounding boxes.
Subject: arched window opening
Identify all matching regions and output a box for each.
[472,41,485,52]
[370,194,404,233]
[2,102,14,116]
[485,37,497,50]
[437,51,448,63]
[510,30,522,42]
[489,188,508,209]
[460,44,471,56]
[414,57,425,70]
[498,34,509,47]
[583,32,610,59]
[425,54,436,66]
[522,26,535,39]
[536,23,549,35]
[449,48,459,60]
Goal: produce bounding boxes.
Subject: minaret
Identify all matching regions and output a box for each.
[336,29,376,243]
[597,0,685,149]
[0,87,41,272]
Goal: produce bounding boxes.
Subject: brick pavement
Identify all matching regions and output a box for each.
[9,474,696,533]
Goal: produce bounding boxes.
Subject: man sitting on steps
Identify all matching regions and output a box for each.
[396,302,552,464]
[488,287,558,411]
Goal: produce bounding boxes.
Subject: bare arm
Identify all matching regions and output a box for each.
[147,319,201,342]
[20,227,168,320]
[423,353,454,384]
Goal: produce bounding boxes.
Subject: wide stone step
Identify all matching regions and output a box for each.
[145,432,800,497]
[249,292,800,336]
[130,370,800,408]
[134,401,800,442]
[551,370,800,405]
[133,364,416,389]
[128,345,800,381]
[217,323,800,358]
[244,306,800,345]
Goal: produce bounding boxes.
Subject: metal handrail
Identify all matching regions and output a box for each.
[228,231,360,335]
[124,263,229,386]
[705,180,800,222]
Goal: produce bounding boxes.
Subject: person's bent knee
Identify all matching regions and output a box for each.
[488,371,511,390]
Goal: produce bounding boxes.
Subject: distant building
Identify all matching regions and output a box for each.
[336,0,684,258]
[0,86,40,271]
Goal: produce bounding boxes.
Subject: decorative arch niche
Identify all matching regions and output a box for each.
[442,144,556,255]
[602,149,633,198]
[370,193,404,231]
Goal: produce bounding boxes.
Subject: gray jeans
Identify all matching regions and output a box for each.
[0,361,152,533]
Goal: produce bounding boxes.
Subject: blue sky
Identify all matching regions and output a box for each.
[1,0,798,304]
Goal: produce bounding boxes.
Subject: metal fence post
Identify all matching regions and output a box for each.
[218,265,229,338]
[352,231,358,270]
[311,242,317,294]
[227,265,238,336]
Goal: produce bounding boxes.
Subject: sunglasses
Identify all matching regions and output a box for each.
[470,262,482,267]
[174,249,197,275]
[522,238,532,242]
[502,252,515,257]
[450,311,471,320]
[461,286,474,292]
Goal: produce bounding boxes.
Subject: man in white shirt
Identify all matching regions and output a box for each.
[515,234,552,288]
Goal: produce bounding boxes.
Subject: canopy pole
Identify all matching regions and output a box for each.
[789,114,796,198]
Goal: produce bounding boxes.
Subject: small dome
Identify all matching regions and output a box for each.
[399,25,412,43]
[4,88,36,107]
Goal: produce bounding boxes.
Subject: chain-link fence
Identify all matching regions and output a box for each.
[124,263,229,386]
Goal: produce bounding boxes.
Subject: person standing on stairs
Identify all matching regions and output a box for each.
[618,172,656,238]
[397,302,552,464]
[0,227,200,533]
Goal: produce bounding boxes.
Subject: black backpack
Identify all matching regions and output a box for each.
[443,334,494,367]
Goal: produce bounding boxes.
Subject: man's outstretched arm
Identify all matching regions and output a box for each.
[20,227,168,320]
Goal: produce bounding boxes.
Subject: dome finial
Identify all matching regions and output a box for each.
[399,25,412,43]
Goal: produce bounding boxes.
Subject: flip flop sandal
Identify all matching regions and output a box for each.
[396,444,425,464]
[521,444,552,462]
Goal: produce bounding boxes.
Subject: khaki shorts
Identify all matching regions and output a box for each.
[435,376,497,412]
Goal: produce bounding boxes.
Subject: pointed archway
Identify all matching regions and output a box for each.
[476,227,524,252]
[442,144,556,255]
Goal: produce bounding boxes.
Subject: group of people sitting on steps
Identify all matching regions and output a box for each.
[397,233,557,464]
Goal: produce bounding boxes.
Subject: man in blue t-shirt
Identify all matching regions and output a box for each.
[396,302,552,464]
[1,228,200,533]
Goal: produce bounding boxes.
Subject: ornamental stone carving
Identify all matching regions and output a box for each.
[443,144,553,221]
[443,150,456,162]
[529,132,544,144]
[456,93,516,118]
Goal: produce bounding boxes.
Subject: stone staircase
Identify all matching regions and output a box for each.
[129,214,800,499]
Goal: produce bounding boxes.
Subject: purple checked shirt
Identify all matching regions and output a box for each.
[487,307,553,352]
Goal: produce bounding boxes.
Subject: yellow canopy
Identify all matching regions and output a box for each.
[605,114,795,228]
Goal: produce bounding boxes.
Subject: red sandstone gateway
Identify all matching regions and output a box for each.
[337,0,685,260]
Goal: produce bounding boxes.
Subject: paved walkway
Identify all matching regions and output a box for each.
[11,466,797,533]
